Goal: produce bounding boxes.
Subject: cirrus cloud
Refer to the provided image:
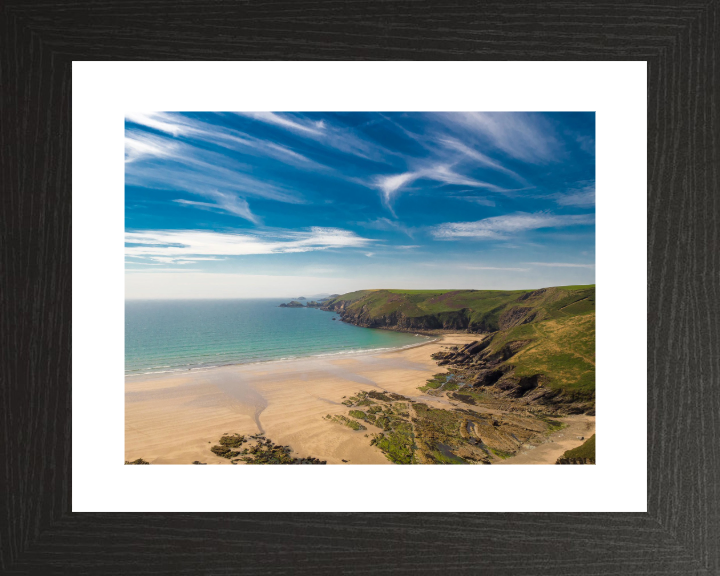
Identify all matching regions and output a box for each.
[431,212,594,240]
[125,227,377,260]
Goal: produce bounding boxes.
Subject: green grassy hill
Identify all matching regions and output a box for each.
[324,285,596,412]
[485,311,595,401]
[323,285,594,332]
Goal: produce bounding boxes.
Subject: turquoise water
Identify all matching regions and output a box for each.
[125,299,430,376]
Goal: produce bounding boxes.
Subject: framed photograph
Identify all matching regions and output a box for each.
[4,3,718,574]
[122,109,600,470]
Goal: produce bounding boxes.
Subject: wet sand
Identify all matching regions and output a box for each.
[125,333,593,465]
[494,415,595,465]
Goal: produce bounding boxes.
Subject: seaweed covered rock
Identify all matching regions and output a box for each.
[211,434,326,464]
[328,389,562,465]
[211,445,241,459]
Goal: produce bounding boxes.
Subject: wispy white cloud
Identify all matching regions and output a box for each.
[440,112,560,164]
[367,114,557,212]
[128,147,299,203]
[125,268,204,273]
[449,193,496,207]
[125,122,308,222]
[432,212,594,240]
[125,261,163,266]
[236,112,402,163]
[128,112,410,224]
[125,131,179,164]
[375,164,508,208]
[418,262,529,271]
[145,256,226,265]
[438,138,527,183]
[173,193,259,223]
[126,112,185,136]
[554,183,595,207]
[263,142,318,166]
[526,262,595,268]
[239,112,324,135]
[461,265,529,272]
[360,217,416,239]
[427,165,508,190]
[126,112,325,169]
[125,227,376,260]
[375,172,419,207]
[566,129,595,155]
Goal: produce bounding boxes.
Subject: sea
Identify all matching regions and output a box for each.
[125,299,431,377]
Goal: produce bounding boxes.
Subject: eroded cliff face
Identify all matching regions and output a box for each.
[322,300,543,334]
[320,288,595,416]
[497,306,540,330]
[432,340,595,416]
[321,302,474,332]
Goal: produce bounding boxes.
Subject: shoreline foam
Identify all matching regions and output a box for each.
[125,336,438,379]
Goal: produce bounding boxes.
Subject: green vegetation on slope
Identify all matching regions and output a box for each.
[324,285,595,332]
[324,414,366,431]
[488,312,595,399]
[557,434,596,464]
[326,285,595,410]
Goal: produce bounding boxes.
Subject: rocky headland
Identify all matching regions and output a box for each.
[273,285,595,463]
[319,286,594,334]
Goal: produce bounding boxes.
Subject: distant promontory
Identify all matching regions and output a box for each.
[279,296,333,308]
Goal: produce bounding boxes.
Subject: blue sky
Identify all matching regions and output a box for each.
[125,112,595,298]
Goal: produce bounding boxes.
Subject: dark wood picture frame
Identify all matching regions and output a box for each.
[2,2,718,574]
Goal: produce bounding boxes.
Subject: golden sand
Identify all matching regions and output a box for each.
[125,333,593,465]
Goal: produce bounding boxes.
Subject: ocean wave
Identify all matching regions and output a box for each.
[125,337,437,377]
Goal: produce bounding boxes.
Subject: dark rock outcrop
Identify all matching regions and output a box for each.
[279,300,304,308]
[498,306,539,330]
[517,288,547,301]
[320,302,474,332]
[431,335,593,415]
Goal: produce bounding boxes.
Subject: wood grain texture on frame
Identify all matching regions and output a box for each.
[1,1,718,574]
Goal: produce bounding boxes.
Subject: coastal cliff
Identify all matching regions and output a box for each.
[322,286,596,414]
[321,286,594,333]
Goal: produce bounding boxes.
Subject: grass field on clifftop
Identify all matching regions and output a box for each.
[325,285,595,332]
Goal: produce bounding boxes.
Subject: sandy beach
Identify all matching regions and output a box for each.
[126,333,594,465]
